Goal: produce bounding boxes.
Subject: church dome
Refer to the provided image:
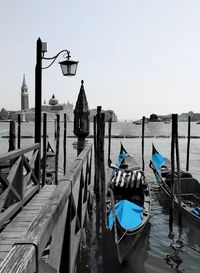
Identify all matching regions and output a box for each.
[49,94,58,106]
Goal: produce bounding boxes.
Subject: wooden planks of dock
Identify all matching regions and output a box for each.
[0,185,56,265]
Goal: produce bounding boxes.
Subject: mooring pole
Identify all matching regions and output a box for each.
[142,116,145,171]
[55,114,60,185]
[108,118,112,165]
[63,113,67,175]
[9,120,16,152]
[169,114,175,233]
[96,106,102,199]
[17,114,21,149]
[94,115,97,194]
[42,113,47,187]
[186,116,191,172]
[174,114,182,228]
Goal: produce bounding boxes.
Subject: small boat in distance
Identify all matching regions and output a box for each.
[150,144,200,227]
[132,120,142,125]
[106,143,151,263]
[132,119,149,125]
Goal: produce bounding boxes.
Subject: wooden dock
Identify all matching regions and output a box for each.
[0,142,93,273]
[0,185,56,263]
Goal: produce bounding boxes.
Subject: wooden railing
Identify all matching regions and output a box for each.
[0,142,92,273]
[0,144,40,229]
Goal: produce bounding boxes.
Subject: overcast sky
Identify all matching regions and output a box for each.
[0,0,200,120]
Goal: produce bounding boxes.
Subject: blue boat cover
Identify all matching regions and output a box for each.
[152,151,167,173]
[108,200,143,230]
[115,148,128,168]
[192,206,200,217]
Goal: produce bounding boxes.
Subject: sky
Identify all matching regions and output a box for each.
[0,0,200,121]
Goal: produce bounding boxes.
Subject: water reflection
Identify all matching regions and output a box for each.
[165,231,184,273]
[102,223,151,273]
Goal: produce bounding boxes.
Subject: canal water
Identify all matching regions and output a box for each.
[0,121,200,272]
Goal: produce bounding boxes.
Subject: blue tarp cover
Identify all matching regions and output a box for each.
[152,152,167,173]
[108,200,143,230]
[115,150,128,168]
[192,206,200,217]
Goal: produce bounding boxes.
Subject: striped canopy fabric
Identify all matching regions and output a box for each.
[111,169,145,188]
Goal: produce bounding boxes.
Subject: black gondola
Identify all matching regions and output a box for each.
[150,144,200,227]
[106,143,151,263]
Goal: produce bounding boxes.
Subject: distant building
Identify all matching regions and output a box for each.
[149,114,161,122]
[89,108,117,121]
[179,111,200,122]
[12,93,74,122]
[21,74,29,110]
[0,108,8,120]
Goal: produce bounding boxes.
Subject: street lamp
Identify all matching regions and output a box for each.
[34,37,78,180]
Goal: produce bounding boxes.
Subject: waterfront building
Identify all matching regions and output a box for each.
[0,108,9,120]
[12,93,74,122]
[89,108,117,122]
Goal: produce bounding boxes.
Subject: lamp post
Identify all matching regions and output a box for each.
[34,37,78,181]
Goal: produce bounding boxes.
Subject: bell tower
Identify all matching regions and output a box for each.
[21,74,29,110]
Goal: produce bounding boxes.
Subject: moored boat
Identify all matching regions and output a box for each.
[150,144,200,227]
[106,143,151,263]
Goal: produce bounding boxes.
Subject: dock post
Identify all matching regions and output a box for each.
[186,116,191,171]
[94,115,98,194]
[174,114,182,228]
[63,113,67,175]
[142,116,145,171]
[42,113,47,187]
[55,114,60,185]
[54,118,57,139]
[8,120,16,152]
[169,114,176,233]
[108,118,112,165]
[100,112,106,226]
[17,114,21,149]
[95,106,102,198]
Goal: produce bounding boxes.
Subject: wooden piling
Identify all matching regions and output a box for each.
[55,114,60,185]
[174,114,182,227]
[54,118,57,139]
[63,113,67,175]
[17,114,21,149]
[169,114,175,232]
[108,118,112,165]
[95,106,102,199]
[186,116,191,171]
[100,113,106,223]
[93,115,97,194]
[42,113,47,187]
[142,116,145,171]
[8,120,16,152]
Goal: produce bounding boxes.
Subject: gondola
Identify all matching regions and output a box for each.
[150,144,200,227]
[106,143,151,263]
